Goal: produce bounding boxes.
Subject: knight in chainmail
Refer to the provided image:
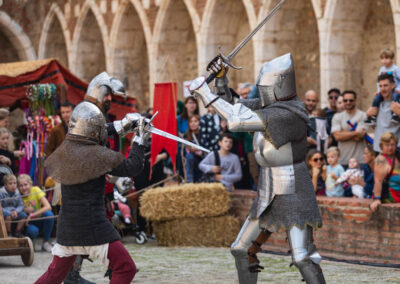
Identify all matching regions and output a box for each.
[190,53,325,284]
[36,73,149,284]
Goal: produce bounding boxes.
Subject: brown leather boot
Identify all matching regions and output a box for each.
[247,230,271,273]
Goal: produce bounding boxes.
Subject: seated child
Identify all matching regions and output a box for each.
[184,115,205,183]
[0,128,24,186]
[325,147,345,197]
[365,48,400,125]
[334,158,364,198]
[199,133,242,191]
[0,174,26,237]
[112,186,133,224]
[17,174,54,252]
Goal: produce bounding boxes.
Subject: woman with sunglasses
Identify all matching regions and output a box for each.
[306,149,326,195]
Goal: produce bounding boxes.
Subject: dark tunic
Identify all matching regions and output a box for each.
[46,139,145,246]
[0,149,16,173]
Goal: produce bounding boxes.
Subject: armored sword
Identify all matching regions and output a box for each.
[205,0,288,84]
[135,111,211,153]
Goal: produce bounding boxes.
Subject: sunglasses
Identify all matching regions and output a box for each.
[328,96,337,100]
[313,157,324,162]
[343,99,354,103]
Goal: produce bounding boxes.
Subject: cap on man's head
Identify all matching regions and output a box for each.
[0,108,9,120]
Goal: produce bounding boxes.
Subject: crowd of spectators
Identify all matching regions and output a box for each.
[177,48,400,210]
[302,48,400,209]
[2,48,400,248]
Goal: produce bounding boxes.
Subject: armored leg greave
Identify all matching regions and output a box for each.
[287,226,326,284]
[231,217,263,284]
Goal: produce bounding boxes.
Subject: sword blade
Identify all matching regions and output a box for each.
[149,126,211,153]
[228,0,287,60]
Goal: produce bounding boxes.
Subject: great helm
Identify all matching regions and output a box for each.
[256,53,297,107]
[85,72,126,112]
[68,101,107,145]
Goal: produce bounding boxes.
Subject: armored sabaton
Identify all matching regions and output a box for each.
[190,53,325,284]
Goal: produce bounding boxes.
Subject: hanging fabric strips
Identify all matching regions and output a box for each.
[23,83,58,186]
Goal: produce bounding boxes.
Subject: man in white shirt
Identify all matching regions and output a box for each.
[332,90,367,166]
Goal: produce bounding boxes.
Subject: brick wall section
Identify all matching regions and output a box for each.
[230,190,400,265]
[229,190,257,225]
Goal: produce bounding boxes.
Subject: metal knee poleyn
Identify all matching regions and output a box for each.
[287,226,325,284]
[231,218,262,256]
[287,225,321,264]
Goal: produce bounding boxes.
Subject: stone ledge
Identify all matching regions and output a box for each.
[230,190,400,265]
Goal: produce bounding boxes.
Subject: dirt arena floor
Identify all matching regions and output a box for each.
[1,237,399,283]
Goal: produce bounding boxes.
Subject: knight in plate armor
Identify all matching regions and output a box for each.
[190,53,325,284]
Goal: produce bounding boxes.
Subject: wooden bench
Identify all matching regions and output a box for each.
[0,204,34,266]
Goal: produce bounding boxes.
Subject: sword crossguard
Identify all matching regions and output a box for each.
[218,47,242,71]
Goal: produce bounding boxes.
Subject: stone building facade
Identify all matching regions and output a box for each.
[0,0,399,111]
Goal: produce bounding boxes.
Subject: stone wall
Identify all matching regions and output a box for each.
[360,0,396,110]
[230,190,400,265]
[111,2,149,109]
[43,15,68,67]
[1,0,400,110]
[0,30,20,62]
[154,0,198,102]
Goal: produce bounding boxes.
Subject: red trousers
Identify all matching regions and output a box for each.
[34,240,136,284]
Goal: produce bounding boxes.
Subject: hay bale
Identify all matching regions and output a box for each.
[153,215,240,247]
[140,183,231,221]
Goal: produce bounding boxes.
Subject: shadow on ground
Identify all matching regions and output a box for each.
[0,237,399,283]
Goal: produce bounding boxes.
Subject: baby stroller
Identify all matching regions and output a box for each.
[111,177,148,244]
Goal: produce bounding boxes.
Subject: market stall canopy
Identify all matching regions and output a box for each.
[0,59,88,107]
[0,59,136,119]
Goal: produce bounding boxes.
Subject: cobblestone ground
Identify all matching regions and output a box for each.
[1,237,400,283]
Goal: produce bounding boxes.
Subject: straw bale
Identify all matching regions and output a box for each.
[153,215,240,247]
[140,183,231,221]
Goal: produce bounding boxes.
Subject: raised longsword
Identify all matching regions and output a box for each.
[206,0,288,84]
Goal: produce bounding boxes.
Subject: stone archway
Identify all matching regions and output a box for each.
[0,11,36,62]
[110,1,149,110]
[152,0,198,101]
[257,0,320,100]
[73,9,106,82]
[0,30,20,62]
[200,0,255,90]
[361,0,395,110]
[323,0,395,110]
[38,3,70,67]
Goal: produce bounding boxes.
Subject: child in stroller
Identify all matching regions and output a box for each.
[107,176,148,244]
